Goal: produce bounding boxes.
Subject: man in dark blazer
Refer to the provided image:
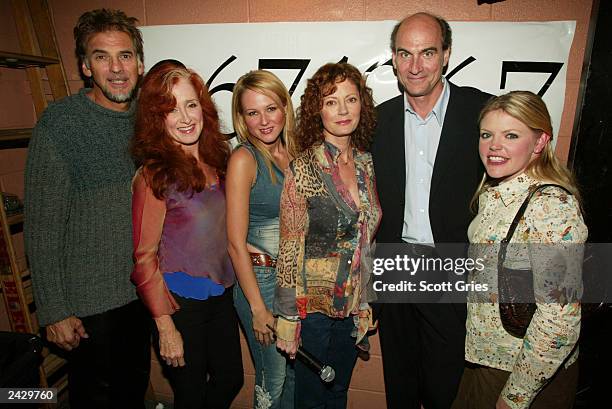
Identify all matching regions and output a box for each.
[371,12,491,409]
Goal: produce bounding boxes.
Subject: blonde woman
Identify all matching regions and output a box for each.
[226,70,297,409]
[452,91,587,409]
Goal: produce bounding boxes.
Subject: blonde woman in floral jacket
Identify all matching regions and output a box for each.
[452,91,587,409]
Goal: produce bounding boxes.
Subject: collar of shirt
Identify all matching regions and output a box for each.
[403,76,450,124]
[486,172,541,207]
[319,140,367,170]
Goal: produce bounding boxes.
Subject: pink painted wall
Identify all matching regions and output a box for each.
[0,0,34,334]
[0,0,595,407]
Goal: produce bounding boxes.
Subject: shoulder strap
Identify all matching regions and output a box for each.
[498,184,571,266]
[501,184,572,244]
[237,141,255,155]
[234,142,261,186]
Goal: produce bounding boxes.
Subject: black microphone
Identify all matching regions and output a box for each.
[296,346,335,383]
[267,324,335,383]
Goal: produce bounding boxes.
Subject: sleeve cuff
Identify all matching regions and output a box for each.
[276,316,299,342]
[37,307,73,328]
[138,283,180,318]
[501,381,536,409]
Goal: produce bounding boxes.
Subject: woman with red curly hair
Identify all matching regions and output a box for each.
[131,60,243,408]
[274,63,381,408]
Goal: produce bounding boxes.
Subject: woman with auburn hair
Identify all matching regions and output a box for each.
[274,63,381,408]
[226,70,297,409]
[131,61,243,408]
[452,91,587,409]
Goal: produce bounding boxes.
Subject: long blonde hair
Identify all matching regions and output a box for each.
[471,91,582,211]
[231,70,296,183]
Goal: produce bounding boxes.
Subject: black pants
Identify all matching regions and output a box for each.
[378,302,467,409]
[67,300,152,409]
[153,288,243,409]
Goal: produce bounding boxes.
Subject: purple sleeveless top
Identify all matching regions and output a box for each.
[158,182,235,287]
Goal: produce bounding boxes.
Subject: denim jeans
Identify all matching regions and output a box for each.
[296,313,358,409]
[234,266,295,409]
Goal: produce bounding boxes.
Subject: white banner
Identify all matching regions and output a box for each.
[141,20,575,139]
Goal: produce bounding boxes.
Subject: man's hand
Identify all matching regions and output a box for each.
[46,316,88,351]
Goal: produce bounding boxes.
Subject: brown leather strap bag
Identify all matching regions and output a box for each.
[498,184,570,338]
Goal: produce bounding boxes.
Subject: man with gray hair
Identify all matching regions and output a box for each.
[25,9,149,408]
[371,12,491,409]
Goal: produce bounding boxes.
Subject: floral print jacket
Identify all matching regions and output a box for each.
[274,142,381,345]
[466,173,587,409]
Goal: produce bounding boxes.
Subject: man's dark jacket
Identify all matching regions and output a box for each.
[371,81,492,246]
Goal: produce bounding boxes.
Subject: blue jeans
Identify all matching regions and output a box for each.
[296,313,358,409]
[234,266,295,409]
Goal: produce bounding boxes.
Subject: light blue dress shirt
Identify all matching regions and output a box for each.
[402,77,451,245]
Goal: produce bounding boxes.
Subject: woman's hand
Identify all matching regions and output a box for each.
[252,307,276,346]
[276,338,298,359]
[275,316,300,359]
[495,396,511,409]
[155,315,186,367]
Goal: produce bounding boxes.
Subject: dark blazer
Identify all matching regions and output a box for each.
[371,81,491,245]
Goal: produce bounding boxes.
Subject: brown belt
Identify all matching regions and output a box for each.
[249,252,277,268]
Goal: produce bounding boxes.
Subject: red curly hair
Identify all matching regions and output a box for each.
[132,62,229,199]
[296,63,376,152]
